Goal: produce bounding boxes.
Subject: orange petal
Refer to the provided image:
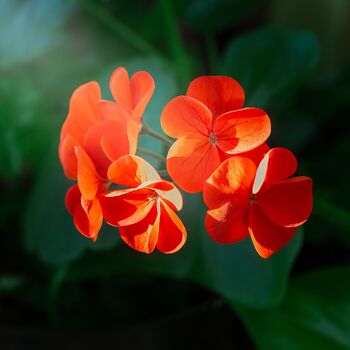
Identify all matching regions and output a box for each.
[257,176,313,228]
[108,155,160,187]
[187,76,244,118]
[119,205,160,254]
[96,100,140,154]
[109,67,155,121]
[109,67,133,112]
[75,146,103,200]
[252,147,297,194]
[205,200,250,244]
[203,156,256,209]
[161,96,212,138]
[166,134,221,193]
[154,181,183,211]
[130,71,155,121]
[83,119,130,177]
[156,202,187,253]
[74,197,103,241]
[213,108,271,154]
[60,81,101,145]
[237,143,270,165]
[100,188,153,226]
[59,135,79,179]
[249,205,297,258]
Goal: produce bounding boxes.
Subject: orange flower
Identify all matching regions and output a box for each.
[161,76,271,193]
[99,155,186,254]
[203,148,313,258]
[59,66,155,240]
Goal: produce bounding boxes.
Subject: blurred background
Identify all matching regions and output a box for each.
[1,0,350,349]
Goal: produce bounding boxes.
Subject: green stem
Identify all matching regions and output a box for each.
[82,0,171,65]
[158,169,169,178]
[138,147,166,162]
[158,0,190,84]
[141,123,173,146]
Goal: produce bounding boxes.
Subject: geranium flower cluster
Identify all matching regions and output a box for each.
[59,67,313,258]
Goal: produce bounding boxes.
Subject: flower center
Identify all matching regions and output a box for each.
[249,193,257,205]
[208,131,217,144]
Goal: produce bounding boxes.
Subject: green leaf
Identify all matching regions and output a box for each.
[69,194,302,308]
[234,266,350,350]
[23,148,119,265]
[0,0,73,68]
[222,27,320,107]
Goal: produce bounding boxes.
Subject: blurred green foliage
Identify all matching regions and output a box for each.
[0,0,349,348]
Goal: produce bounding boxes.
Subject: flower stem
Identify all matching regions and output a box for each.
[141,123,173,146]
[158,169,169,178]
[138,147,166,162]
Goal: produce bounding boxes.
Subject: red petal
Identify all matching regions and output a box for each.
[109,67,155,121]
[166,134,221,193]
[161,96,212,138]
[60,82,101,145]
[74,197,103,241]
[253,147,297,194]
[257,176,313,227]
[107,155,160,187]
[83,119,130,177]
[156,202,187,253]
[65,184,81,215]
[249,205,298,258]
[187,76,244,118]
[205,199,250,244]
[213,108,271,154]
[100,188,153,226]
[59,135,79,179]
[119,205,159,254]
[203,156,256,209]
[96,100,140,154]
[75,146,103,200]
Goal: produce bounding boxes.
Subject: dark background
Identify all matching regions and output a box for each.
[0,0,350,349]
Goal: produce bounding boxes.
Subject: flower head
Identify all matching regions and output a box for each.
[203,148,313,258]
[59,67,154,239]
[161,76,271,193]
[100,155,186,254]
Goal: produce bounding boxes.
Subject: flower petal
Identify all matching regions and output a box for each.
[60,81,101,144]
[109,67,155,121]
[154,182,183,211]
[65,184,81,216]
[156,202,187,253]
[203,156,256,209]
[161,96,212,138]
[83,119,130,177]
[74,197,103,241]
[96,100,140,154]
[205,199,250,244]
[257,176,313,227]
[253,147,297,194]
[119,205,160,254]
[249,206,297,258]
[187,76,245,118]
[75,146,103,200]
[59,135,79,179]
[214,108,271,154]
[107,155,160,187]
[100,188,153,226]
[166,134,221,193]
